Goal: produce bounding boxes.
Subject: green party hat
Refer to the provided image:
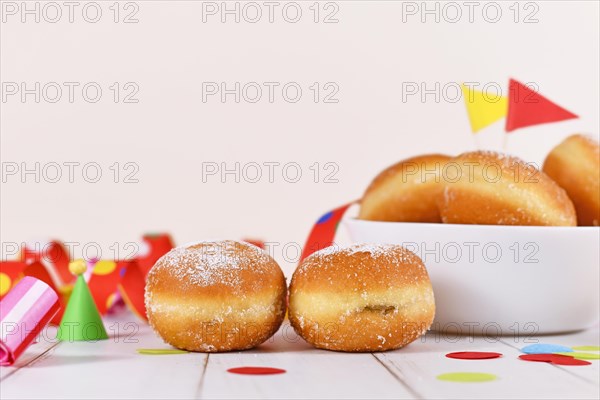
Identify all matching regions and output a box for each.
[57,260,108,342]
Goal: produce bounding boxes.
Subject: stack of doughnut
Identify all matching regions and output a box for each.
[359,134,600,227]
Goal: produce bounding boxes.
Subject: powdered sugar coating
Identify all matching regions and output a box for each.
[147,240,274,293]
[294,243,430,290]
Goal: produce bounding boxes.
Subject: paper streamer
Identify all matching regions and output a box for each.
[0,277,60,366]
[299,202,357,263]
[0,234,174,322]
[22,240,71,286]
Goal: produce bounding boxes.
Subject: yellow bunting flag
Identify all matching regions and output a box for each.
[462,84,508,133]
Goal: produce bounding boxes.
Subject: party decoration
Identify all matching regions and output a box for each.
[22,240,71,285]
[521,343,572,354]
[0,277,60,366]
[137,348,189,355]
[118,260,149,320]
[56,260,108,342]
[436,372,497,383]
[299,202,356,263]
[571,346,600,351]
[555,352,600,360]
[227,367,286,375]
[135,233,174,275]
[461,84,508,133]
[446,351,502,360]
[0,233,174,323]
[519,354,591,366]
[505,79,578,132]
[242,238,266,250]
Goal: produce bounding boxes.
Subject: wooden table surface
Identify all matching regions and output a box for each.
[1,312,598,400]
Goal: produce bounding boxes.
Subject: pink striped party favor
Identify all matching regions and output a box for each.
[0,276,60,366]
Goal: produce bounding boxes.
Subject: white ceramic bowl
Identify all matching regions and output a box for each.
[344,218,600,335]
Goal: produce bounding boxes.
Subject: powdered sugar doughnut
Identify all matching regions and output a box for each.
[437,151,577,226]
[543,134,600,226]
[288,244,435,352]
[145,240,287,352]
[359,154,452,222]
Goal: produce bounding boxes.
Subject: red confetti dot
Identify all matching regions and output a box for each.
[551,357,591,366]
[446,351,503,360]
[519,354,591,366]
[227,367,286,375]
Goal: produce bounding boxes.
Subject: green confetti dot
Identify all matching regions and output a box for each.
[137,348,189,355]
[571,346,600,352]
[556,352,600,360]
[437,372,497,383]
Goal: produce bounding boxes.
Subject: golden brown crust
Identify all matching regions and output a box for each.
[359,154,452,222]
[288,244,435,352]
[436,151,577,226]
[145,240,287,352]
[543,134,600,226]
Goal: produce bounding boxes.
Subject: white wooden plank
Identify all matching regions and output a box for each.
[375,331,599,400]
[0,326,61,380]
[1,314,207,399]
[2,312,598,399]
[200,322,415,400]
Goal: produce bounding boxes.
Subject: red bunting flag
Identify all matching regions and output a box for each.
[505,79,578,132]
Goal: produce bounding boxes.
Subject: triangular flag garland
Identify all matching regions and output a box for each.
[461,78,578,134]
[505,79,578,132]
[462,84,508,133]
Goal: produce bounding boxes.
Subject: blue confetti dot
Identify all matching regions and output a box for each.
[317,212,333,224]
[521,344,573,354]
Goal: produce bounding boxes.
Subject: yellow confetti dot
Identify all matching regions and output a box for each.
[437,372,497,383]
[137,348,189,355]
[556,352,600,360]
[0,273,12,296]
[572,346,600,352]
[93,260,117,276]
